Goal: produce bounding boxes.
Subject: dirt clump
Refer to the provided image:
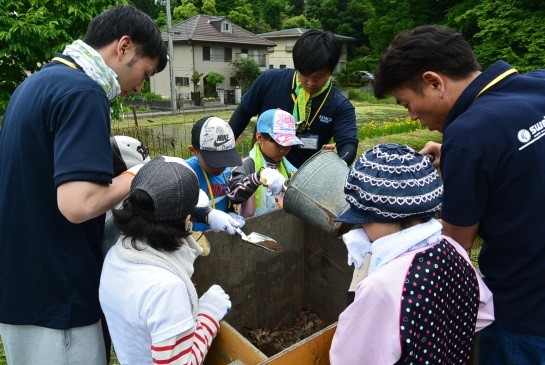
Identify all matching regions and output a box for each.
[240,307,326,357]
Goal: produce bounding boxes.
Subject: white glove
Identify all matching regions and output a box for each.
[342,228,371,268]
[207,209,240,235]
[260,168,286,196]
[199,284,231,322]
[227,212,246,228]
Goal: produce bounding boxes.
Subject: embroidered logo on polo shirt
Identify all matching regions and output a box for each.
[517,129,531,143]
[518,117,545,150]
[318,115,332,124]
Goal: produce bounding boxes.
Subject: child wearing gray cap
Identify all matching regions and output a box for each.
[329,144,494,364]
[99,156,231,365]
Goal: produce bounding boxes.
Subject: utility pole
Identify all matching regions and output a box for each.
[162,0,177,113]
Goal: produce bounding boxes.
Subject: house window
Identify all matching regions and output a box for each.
[230,77,239,87]
[175,77,189,86]
[241,49,260,63]
[221,21,231,34]
[279,64,286,69]
[269,65,273,69]
[225,48,232,61]
[285,40,295,52]
[203,47,232,62]
[248,49,259,60]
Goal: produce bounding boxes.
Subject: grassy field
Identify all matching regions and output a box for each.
[0,101,442,365]
[112,101,442,160]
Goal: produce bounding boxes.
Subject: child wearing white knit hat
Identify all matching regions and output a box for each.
[330,143,494,364]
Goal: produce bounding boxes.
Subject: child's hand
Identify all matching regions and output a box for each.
[207,209,240,235]
[342,228,371,268]
[227,212,246,228]
[199,285,231,322]
[259,168,286,196]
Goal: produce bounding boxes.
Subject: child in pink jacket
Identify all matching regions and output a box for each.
[330,143,494,364]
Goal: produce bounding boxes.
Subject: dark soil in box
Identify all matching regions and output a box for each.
[240,307,326,357]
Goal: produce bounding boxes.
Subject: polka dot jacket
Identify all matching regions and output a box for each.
[330,236,494,365]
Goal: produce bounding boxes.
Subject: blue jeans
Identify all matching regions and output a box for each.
[479,322,545,365]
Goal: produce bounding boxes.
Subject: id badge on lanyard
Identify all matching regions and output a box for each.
[298,134,319,150]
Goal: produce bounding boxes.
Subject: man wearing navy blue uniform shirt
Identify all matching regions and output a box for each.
[0,6,167,364]
[373,25,545,364]
[229,30,358,168]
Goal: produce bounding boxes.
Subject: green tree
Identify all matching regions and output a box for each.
[445,0,545,71]
[0,0,124,115]
[230,57,260,92]
[130,0,162,19]
[191,70,204,92]
[288,0,305,16]
[173,0,199,21]
[305,0,370,39]
[202,0,217,15]
[282,15,321,30]
[261,0,291,30]
[227,0,255,31]
[204,71,225,97]
[215,0,235,15]
[364,0,414,58]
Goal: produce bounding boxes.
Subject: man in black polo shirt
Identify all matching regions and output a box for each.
[229,30,358,168]
[373,25,545,364]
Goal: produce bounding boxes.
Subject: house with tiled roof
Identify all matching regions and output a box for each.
[149,14,275,104]
[258,28,355,71]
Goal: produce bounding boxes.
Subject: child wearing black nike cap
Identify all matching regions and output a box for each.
[187,116,244,232]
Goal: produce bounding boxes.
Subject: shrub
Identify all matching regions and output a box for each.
[348,89,395,104]
[142,92,164,101]
[359,117,424,139]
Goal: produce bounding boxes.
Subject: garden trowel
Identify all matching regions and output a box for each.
[235,227,282,252]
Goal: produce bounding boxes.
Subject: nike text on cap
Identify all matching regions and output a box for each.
[191,116,243,168]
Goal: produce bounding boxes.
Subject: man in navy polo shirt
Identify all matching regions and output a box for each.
[0,5,167,364]
[373,25,545,364]
[228,30,358,168]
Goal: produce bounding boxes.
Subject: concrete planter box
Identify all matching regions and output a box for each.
[179,99,195,109]
[203,100,223,107]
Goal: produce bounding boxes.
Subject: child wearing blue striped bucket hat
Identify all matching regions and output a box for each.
[330,143,494,364]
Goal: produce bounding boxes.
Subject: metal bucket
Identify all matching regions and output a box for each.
[284,150,352,237]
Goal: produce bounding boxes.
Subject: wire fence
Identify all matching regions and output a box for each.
[112,121,256,160]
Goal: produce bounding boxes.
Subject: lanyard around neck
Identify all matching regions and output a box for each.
[201,167,216,209]
[291,72,333,131]
[201,166,231,210]
[476,68,518,99]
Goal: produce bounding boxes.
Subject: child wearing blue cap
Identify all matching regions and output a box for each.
[227,108,303,218]
[330,144,494,364]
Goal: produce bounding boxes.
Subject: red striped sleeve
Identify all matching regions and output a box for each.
[151,314,220,364]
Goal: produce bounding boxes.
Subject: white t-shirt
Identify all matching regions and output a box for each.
[99,248,195,365]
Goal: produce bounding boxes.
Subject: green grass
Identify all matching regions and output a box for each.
[111,101,440,160]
